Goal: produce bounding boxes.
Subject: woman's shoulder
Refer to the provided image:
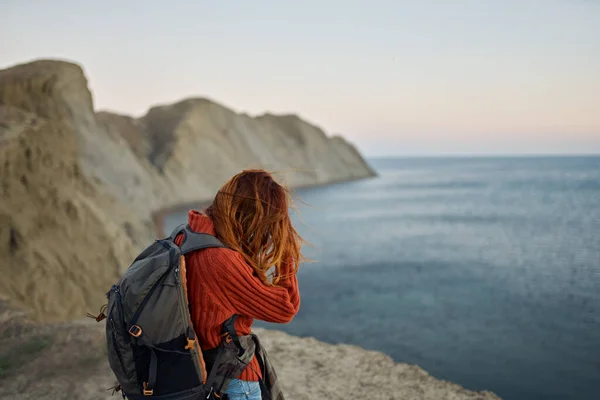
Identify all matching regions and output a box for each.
[194,246,250,273]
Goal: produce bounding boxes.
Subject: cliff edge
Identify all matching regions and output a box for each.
[0,299,500,399]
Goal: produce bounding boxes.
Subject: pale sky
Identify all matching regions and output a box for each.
[2,0,599,156]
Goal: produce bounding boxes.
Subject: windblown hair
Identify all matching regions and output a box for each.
[205,169,306,285]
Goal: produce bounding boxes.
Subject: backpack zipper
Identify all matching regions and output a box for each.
[110,318,128,374]
[111,285,130,344]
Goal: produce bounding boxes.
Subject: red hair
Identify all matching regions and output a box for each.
[205,169,306,285]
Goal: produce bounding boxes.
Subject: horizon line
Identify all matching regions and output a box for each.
[366,153,600,159]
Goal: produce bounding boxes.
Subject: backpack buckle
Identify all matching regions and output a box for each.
[143,382,153,396]
[184,338,196,350]
[220,332,232,344]
[128,325,143,337]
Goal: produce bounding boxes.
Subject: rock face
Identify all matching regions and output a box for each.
[0,59,375,322]
[0,60,155,321]
[0,105,151,322]
[96,98,375,214]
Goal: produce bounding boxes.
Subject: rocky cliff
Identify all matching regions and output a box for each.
[0,59,374,322]
[96,98,375,214]
[0,65,153,321]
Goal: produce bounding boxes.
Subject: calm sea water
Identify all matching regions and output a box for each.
[164,156,600,400]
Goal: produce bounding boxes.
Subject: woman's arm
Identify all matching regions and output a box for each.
[275,259,300,313]
[195,248,300,323]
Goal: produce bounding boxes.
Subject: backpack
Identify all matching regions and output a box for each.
[98,223,250,400]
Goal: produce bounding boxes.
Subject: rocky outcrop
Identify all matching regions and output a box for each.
[256,328,500,400]
[96,98,376,214]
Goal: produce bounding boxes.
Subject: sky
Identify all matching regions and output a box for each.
[1,0,599,156]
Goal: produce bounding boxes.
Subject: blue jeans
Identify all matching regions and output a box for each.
[224,378,262,400]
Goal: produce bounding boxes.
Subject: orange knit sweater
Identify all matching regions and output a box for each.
[174,210,300,382]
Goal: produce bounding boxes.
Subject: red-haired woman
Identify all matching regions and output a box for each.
[176,169,305,400]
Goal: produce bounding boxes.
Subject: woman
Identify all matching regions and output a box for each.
[176,169,305,400]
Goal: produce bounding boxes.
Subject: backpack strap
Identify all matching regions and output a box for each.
[168,223,187,241]
[145,348,158,396]
[204,316,250,396]
[222,315,244,357]
[169,224,226,255]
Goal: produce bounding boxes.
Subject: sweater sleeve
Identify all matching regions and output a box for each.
[275,259,300,312]
[199,248,300,323]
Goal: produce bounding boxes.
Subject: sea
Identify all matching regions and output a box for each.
[163,156,600,400]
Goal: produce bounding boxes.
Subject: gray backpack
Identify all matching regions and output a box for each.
[96,224,253,400]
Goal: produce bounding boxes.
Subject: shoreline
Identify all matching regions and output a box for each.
[151,174,377,238]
